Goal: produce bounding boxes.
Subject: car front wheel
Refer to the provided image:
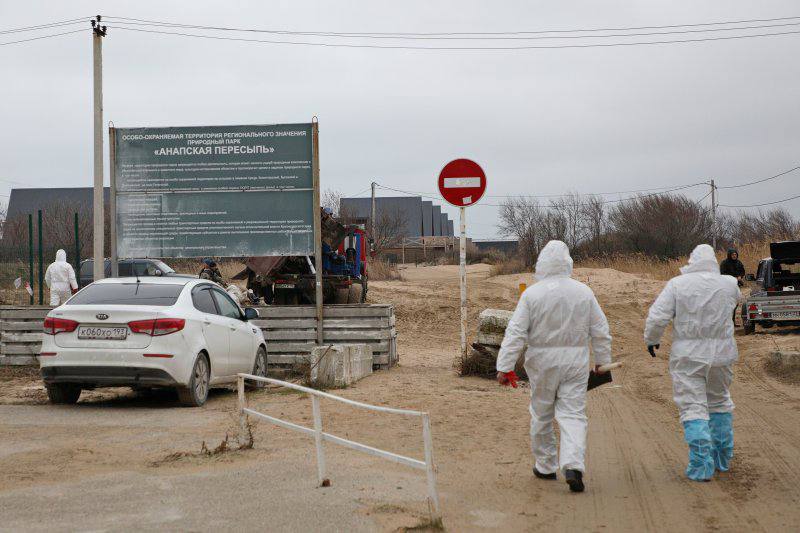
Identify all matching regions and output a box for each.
[46,383,81,404]
[178,353,210,407]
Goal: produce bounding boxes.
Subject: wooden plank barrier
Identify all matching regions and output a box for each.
[0,305,398,369]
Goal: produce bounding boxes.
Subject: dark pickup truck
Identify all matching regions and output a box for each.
[741,241,800,334]
[79,258,190,288]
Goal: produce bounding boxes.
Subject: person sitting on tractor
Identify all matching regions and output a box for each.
[199,258,224,285]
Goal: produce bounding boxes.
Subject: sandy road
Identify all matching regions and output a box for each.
[1,264,799,531]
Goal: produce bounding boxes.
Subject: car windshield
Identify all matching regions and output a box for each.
[66,283,184,306]
[153,260,175,274]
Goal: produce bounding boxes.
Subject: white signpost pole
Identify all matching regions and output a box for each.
[438,159,486,364]
[459,206,467,360]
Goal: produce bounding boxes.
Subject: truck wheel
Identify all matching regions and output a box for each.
[46,383,81,404]
[287,291,299,305]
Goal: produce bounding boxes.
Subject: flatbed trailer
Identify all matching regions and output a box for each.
[741,241,800,334]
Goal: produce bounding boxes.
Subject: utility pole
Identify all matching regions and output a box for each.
[710,179,717,250]
[371,181,377,246]
[91,16,107,281]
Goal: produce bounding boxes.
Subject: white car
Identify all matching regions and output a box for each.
[40,277,268,406]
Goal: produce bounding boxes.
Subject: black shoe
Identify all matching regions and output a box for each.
[533,467,557,480]
[565,469,584,492]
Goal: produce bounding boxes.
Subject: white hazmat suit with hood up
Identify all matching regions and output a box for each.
[44,249,78,306]
[644,244,740,480]
[497,240,612,479]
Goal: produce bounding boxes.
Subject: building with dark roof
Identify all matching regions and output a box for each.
[340,196,454,238]
[6,187,109,221]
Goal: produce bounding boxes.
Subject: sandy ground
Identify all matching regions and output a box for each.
[1,263,800,531]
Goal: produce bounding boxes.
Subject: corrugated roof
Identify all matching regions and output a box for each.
[7,187,110,220]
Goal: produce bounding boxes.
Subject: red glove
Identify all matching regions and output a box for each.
[497,371,519,388]
[71,288,78,295]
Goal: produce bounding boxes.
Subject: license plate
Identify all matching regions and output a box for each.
[77,326,128,340]
[772,311,800,319]
[275,284,295,289]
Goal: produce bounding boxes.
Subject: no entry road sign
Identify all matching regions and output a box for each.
[437,157,486,361]
[438,159,486,207]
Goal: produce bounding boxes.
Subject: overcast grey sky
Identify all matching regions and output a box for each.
[1,1,799,238]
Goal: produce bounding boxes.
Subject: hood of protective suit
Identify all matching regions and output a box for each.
[680,244,720,275]
[55,249,67,263]
[535,240,573,280]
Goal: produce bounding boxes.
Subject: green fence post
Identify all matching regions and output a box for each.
[37,209,43,305]
[74,212,80,280]
[28,213,34,305]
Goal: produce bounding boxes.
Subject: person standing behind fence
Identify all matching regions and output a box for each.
[44,249,78,306]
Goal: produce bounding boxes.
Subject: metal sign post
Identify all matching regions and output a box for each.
[437,159,487,360]
[108,126,118,277]
[459,207,467,358]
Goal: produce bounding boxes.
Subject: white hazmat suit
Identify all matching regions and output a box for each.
[644,244,740,423]
[644,244,740,480]
[44,249,78,306]
[497,240,612,476]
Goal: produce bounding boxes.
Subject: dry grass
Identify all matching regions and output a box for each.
[489,257,527,276]
[484,241,769,281]
[578,241,770,281]
[577,253,685,281]
[369,259,402,281]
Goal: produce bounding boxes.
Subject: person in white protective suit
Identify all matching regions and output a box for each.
[496,240,612,493]
[44,249,78,306]
[644,244,740,482]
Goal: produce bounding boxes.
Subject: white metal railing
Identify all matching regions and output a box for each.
[236,374,442,523]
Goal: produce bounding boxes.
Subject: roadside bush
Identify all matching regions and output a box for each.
[369,259,402,281]
[490,257,528,277]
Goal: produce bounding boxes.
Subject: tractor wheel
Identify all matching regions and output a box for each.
[348,283,363,304]
[334,288,349,304]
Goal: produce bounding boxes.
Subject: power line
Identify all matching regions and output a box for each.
[102,14,800,36]
[375,182,706,208]
[102,18,800,41]
[345,186,372,197]
[104,25,800,50]
[485,182,707,198]
[0,17,89,35]
[716,164,800,189]
[0,28,85,47]
[719,193,800,208]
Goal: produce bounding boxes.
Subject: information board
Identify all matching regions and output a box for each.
[112,123,315,258]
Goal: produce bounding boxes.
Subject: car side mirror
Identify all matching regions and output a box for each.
[243,307,260,321]
[154,269,162,276]
[745,273,755,282]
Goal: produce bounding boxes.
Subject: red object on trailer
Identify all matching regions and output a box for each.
[438,158,487,207]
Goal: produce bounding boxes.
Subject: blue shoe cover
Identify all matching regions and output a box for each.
[709,412,733,472]
[682,419,715,481]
